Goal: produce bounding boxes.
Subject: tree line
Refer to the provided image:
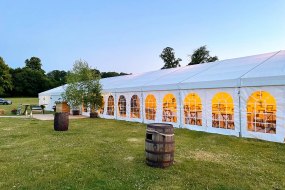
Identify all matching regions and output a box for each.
[160,45,218,69]
[0,45,218,97]
[0,57,128,97]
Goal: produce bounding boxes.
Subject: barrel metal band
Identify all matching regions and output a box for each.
[148,124,173,130]
[146,158,174,164]
[145,149,174,154]
[145,139,175,144]
[146,129,174,137]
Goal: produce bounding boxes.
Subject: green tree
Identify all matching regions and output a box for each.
[0,57,13,96]
[188,46,218,65]
[62,60,103,117]
[47,70,67,87]
[9,57,50,97]
[11,68,50,97]
[25,57,44,72]
[101,71,129,78]
[160,47,182,69]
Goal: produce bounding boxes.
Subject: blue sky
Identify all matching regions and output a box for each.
[1,0,285,74]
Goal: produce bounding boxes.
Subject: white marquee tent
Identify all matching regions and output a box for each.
[39,50,285,143]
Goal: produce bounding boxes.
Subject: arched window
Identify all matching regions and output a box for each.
[118,95,126,117]
[247,91,276,134]
[131,95,140,118]
[107,95,114,116]
[184,93,202,126]
[162,94,177,123]
[145,94,156,120]
[212,92,234,129]
[99,97,104,114]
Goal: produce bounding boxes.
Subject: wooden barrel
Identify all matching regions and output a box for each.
[54,112,69,131]
[145,123,175,168]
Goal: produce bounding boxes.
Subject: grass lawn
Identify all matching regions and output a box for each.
[0,97,39,116]
[0,117,285,189]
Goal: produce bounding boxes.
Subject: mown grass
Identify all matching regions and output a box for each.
[0,117,284,189]
[0,98,38,116]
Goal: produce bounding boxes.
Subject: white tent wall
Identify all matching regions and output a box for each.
[240,86,285,143]
[141,91,181,128]
[116,92,130,121]
[39,95,51,110]
[102,92,117,120]
[41,95,61,111]
[142,91,159,124]
[115,92,143,122]
[180,89,207,132]
[180,88,240,136]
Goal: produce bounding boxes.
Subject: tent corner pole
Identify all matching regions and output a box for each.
[114,92,118,120]
[179,89,183,128]
[238,87,242,138]
[141,89,144,124]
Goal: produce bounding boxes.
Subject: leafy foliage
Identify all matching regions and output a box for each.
[10,67,50,97]
[25,57,45,73]
[188,45,218,65]
[160,47,182,69]
[47,70,67,87]
[101,71,129,78]
[62,60,103,112]
[0,57,13,96]
[0,55,129,97]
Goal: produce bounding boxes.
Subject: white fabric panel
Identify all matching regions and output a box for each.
[240,86,285,143]
[40,95,61,111]
[39,85,67,96]
[180,89,208,132]
[141,62,219,91]
[206,88,240,136]
[142,91,161,124]
[142,91,181,128]
[102,75,139,93]
[241,51,285,87]
[115,92,143,122]
[179,52,277,89]
[129,92,143,123]
[38,95,52,110]
[102,92,116,120]
[180,88,240,136]
[116,93,129,121]
[104,68,180,92]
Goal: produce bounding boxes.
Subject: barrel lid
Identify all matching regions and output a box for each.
[147,123,173,129]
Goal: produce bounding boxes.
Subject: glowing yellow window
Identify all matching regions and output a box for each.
[184,93,202,126]
[118,95,126,117]
[131,95,140,118]
[162,94,177,123]
[247,91,276,134]
[145,94,156,120]
[107,95,114,116]
[212,92,234,129]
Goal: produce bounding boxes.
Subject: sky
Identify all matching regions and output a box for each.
[1,0,285,74]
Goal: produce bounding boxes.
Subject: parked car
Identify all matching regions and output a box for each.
[0,98,12,105]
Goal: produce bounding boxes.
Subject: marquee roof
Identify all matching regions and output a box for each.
[39,50,285,95]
